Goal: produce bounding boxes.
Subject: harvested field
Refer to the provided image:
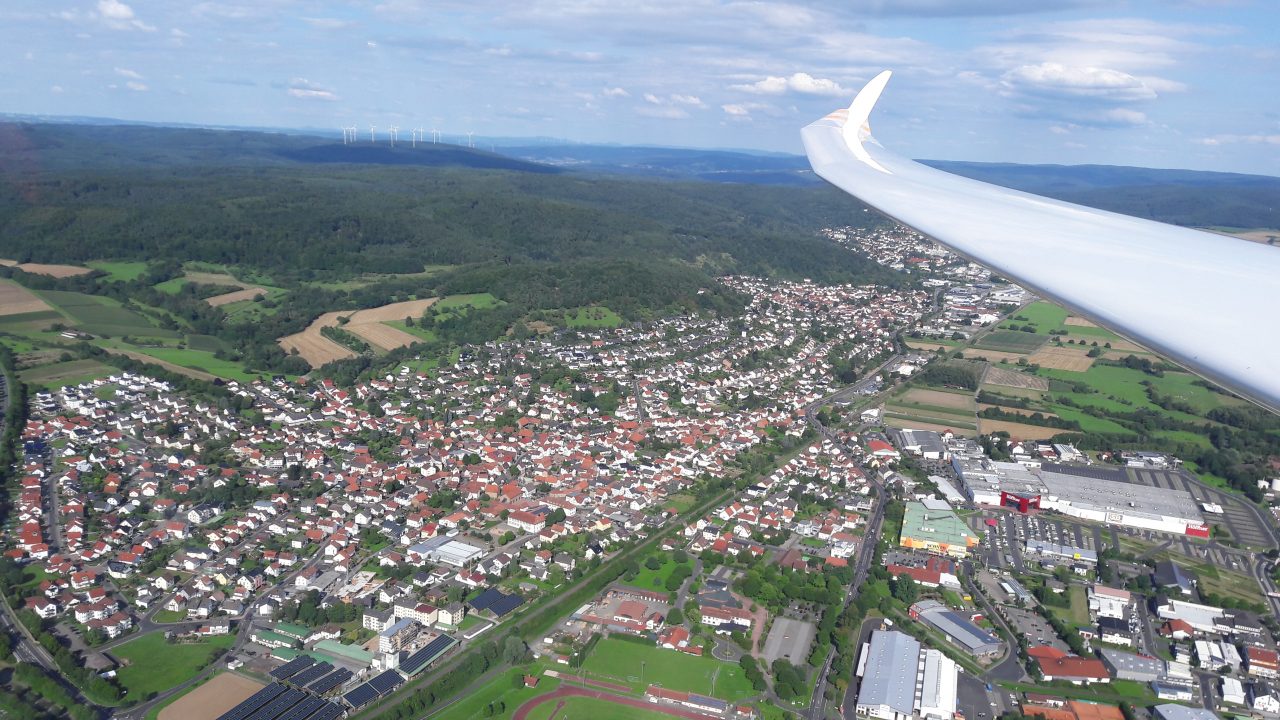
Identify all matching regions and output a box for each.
[349,322,424,351]
[984,366,1049,391]
[981,384,1046,401]
[978,419,1064,440]
[183,271,245,286]
[884,416,977,436]
[158,672,263,720]
[1027,346,1096,372]
[1063,316,1096,327]
[1098,338,1146,352]
[905,340,948,351]
[206,287,267,306]
[279,298,438,367]
[899,388,975,410]
[0,260,93,277]
[0,280,53,317]
[960,349,1026,364]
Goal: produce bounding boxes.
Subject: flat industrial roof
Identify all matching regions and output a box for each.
[857,630,920,716]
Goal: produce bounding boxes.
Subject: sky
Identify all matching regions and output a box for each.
[2,0,1279,174]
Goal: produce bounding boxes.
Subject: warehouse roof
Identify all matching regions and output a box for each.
[857,630,920,717]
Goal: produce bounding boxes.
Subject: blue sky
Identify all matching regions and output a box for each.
[2,0,1278,174]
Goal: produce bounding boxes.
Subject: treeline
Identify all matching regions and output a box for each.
[0,342,29,529]
[16,609,124,704]
[916,362,981,390]
[979,406,1082,430]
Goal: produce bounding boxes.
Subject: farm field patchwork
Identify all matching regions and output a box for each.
[278,297,439,367]
[974,331,1045,353]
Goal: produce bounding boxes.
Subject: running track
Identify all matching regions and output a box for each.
[512,686,722,720]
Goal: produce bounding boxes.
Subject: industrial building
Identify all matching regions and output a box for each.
[855,630,959,720]
[909,600,1002,658]
[899,500,978,558]
[952,459,1208,537]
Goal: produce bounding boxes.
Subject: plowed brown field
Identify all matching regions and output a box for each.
[278,298,437,367]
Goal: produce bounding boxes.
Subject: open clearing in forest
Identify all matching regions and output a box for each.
[158,672,263,720]
[0,280,53,317]
[279,297,438,366]
[206,287,269,306]
[1027,345,1096,372]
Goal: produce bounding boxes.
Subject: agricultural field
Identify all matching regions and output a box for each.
[974,330,1045,354]
[112,632,235,699]
[983,366,1049,392]
[106,345,266,383]
[88,260,149,282]
[566,306,623,328]
[884,413,977,435]
[19,359,117,389]
[976,419,1066,441]
[1027,345,1096,371]
[382,320,438,344]
[35,289,181,339]
[0,280,56,317]
[278,297,439,367]
[581,637,754,701]
[0,259,93,277]
[206,287,269,306]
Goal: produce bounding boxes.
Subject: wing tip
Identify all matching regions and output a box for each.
[843,70,892,142]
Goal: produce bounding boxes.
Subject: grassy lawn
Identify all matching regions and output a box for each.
[1001,680,1154,705]
[106,345,266,383]
[582,637,754,701]
[522,695,672,720]
[566,306,623,328]
[383,320,438,343]
[88,261,149,282]
[1045,586,1089,627]
[19,358,116,389]
[113,632,234,699]
[434,293,500,312]
[624,553,689,591]
[883,411,978,431]
[152,609,188,624]
[974,331,1044,353]
[665,494,697,513]
[432,667,560,720]
[153,277,189,294]
[1110,679,1150,698]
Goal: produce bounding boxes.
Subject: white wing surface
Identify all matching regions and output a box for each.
[802,70,1280,414]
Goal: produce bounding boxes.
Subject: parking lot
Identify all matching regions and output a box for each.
[1001,605,1069,653]
[1131,467,1276,550]
[762,616,815,665]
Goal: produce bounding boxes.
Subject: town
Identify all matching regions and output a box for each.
[3,228,1280,720]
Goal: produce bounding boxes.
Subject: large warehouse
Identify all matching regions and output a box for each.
[952,458,1208,537]
[855,630,959,720]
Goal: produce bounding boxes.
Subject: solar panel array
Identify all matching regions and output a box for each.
[246,687,305,720]
[367,669,404,695]
[307,667,353,694]
[343,669,404,709]
[309,703,346,720]
[269,656,314,680]
[342,682,379,709]
[218,682,286,720]
[469,587,524,617]
[287,661,333,688]
[399,634,456,676]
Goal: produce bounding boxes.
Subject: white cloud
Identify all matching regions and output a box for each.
[637,105,689,119]
[721,101,772,118]
[602,87,629,98]
[114,67,143,80]
[670,94,706,108]
[643,92,662,104]
[125,81,148,91]
[1197,134,1280,146]
[287,78,338,101]
[731,72,849,97]
[1000,63,1157,102]
[50,85,64,94]
[95,0,155,31]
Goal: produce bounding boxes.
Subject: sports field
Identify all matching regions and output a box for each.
[581,637,754,701]
[113,632,235,699]
[432,669,560,720]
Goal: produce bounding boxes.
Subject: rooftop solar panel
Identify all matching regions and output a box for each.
[487,594,524,617]
[275,695,326,720]
[399,634,457,675]
[245,687,305,720]
[343,683,379,709]
[469,587,503,611]
[308,703,346,720]
[367,669,404,695]
[308,667,353,694]
[217,683,287,720]
[287,662,334,687]
[270,656,315,680]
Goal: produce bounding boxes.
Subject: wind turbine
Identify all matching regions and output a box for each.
[431,128,441,144]
[466,131,475,148]
[389,125,399,147]
[369,123,376,143]
[348,125,358,144]
[341,127,348,144]
[414,126,425,148]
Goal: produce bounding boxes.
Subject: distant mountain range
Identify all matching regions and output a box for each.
[1,120,1276,229]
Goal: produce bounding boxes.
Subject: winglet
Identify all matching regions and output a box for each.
[841,70,892,174]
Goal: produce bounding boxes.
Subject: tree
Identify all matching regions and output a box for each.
[645,556,662,571]
[891,573,919,605]
[502,636,530,665]
[667,607,684,625]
